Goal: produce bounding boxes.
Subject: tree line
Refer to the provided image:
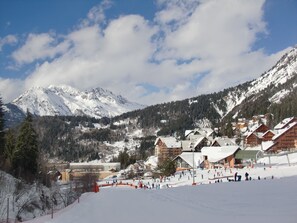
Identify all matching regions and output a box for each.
[0,96,39,182]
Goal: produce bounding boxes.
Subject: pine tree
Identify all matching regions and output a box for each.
[158,159,176,177]
[4,129,16,166]
[0,96,5,167]
[225,121,234,138]
[13,112,39,180]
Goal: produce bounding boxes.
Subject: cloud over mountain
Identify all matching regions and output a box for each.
[0,0,293,105]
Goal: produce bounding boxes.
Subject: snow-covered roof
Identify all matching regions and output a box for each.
[274,117,295,130]
[198,128,214,137]
[272,122,297,140]
[173,152,203,168]
[144,156,158,168]
[181,136,206,151]
[250,123,267,133]
[193,136,206,148]
[261,141,275,151]
[246,131,263,139]
[185,128,213,138]
[154,137,181,148]
[181,140,191,152]
[201,146,240,163]
[244,145,262,151]
[211,137,236,146]
[185,130,194,137]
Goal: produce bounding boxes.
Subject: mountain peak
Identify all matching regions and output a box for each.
[11,85,145,118]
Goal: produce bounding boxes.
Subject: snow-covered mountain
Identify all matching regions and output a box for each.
[111,46,297,132]
[4,46,297,129]
[10,85,145,119]
[217,46,297,117]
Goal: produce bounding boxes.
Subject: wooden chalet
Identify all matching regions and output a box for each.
[262,130,275,141]
[268,121,297,153]
[245,124,269,146]
[154,137,182,163]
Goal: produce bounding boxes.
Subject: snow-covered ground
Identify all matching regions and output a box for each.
[24,154,297,223]
[25,176,297,223]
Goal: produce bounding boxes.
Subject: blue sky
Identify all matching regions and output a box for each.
[0,0,296,105]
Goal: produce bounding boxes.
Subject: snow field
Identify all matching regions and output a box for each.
[25,175,297,223]
[24,154,297,223]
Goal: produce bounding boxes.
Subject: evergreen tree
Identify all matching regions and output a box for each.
[4,129,16,167]
[13,112,39,180]
[158,159,176,176]
[117,148,130,169]
[0,96,5,167]
[224,121,234,138]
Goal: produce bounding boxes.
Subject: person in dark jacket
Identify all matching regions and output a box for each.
[245,172,249,181]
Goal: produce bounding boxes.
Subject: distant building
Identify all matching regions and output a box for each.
[268,121,297,153]
[154,137,182,163]
[211,137,237,147]
[262,130,276,142]
[243,117,297,154]
[245,123,269,146]
[274,117,297,130]
[173,152,203,170]
[201,146,241,169]
[61,162,120,181]
[181,135,208,152]
[185,128,214,139]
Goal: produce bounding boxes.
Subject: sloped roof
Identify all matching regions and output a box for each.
[185,128,214,138]
[261,141,275,151]
[173,152,203,168]
[244,145,262,151]
[188,134,202,141]
[246,131,263,140]
[274,117,295,130]
[181,136,206,151]
[198,128,214,137]
[201,146,241,163]
[247,123,268,135]
[193,136,207,148]
[185,130,194,138]
[272,122,297,140]
[154,137,181,148]
[211,137,236,146]
[262,130,276,137]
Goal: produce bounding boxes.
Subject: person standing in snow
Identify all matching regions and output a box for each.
[245,172,249,181]
[234,172,238,181]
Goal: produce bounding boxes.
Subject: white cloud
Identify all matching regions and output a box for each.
[0,0,290,105]
[11,33,70,65]
[156,0,266,59]
[23,15,158,97]
[0,35,18,51]
[79,0,113,27]
[0,78,24,102]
